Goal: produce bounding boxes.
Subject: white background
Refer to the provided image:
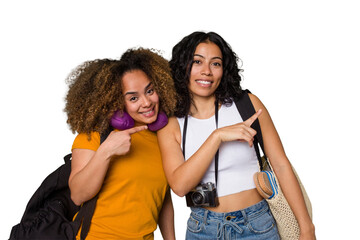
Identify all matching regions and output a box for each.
[1,0,359,239]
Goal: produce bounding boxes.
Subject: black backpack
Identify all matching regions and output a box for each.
[9,132,110,240]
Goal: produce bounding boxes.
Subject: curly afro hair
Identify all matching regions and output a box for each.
[64,48,177,136]
[169,31,243,117]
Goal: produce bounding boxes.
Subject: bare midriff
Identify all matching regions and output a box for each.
[204,188,264,213]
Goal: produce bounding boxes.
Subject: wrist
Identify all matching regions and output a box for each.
[96,143,113,162]
[211,128,222,143]
[300,222,315,235]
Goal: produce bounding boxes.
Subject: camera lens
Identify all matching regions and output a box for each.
[192,192,205,205]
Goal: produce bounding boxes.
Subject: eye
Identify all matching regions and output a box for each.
[129,96,138,102]
[212,62,222,67]
[146,88,155,95]
[193,59,201,65]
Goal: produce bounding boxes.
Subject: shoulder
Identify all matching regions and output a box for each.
[247,92,274,125]
[157,116,181,145]
[72,132,100,151]
[159,116,180,134]
[166,116,182,130]
[248,93,266,112]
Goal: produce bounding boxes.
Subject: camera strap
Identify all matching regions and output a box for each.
[182,101,219,187]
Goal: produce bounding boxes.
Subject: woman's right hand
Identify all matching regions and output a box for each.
[216,109,262,147]
[102,125,148,157]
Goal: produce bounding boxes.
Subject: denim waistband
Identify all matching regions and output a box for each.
[190,199,268,222]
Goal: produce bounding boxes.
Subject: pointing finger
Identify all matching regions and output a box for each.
[126,125,148,135]
[244,109,262,127]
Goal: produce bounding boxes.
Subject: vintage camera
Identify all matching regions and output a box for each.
[186,182,219,207]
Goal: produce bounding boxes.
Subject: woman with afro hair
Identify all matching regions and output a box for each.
[64,48,176,240]
[157,32,315,239]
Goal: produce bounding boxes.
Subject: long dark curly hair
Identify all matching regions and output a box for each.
[169,31,243,117]
[64,48,177,136]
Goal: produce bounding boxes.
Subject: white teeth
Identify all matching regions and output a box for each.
[143,110,153,114]
[197,80,211,85]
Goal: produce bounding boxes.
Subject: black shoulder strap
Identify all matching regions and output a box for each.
[234,89,267,170]
[214,101,219,186]
[72,128,112,240]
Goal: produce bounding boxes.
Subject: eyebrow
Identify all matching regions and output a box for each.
[124,82,153,96]
[194,54,223,61]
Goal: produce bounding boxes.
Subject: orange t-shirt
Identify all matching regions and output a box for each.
[72,130,168,240]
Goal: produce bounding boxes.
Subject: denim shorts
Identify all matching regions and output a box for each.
[186,199,280,240]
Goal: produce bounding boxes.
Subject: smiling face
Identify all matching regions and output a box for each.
[188,42,223,100]
[121,69,159,125]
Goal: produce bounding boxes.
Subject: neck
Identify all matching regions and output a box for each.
[190,95,217,119]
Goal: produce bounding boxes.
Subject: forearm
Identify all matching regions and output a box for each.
[274,162,315,234]
[167,130,221,196]
[158,190,175,240]
[69,147,111,205]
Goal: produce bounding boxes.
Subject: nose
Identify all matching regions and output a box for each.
[141,95,151,108]
[201,64,212,76]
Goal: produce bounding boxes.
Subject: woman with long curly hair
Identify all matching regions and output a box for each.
[65,48,177,240]
[157,32,315,239]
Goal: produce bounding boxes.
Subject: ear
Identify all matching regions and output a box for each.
[147,112,168,131]
[110,110,134,130]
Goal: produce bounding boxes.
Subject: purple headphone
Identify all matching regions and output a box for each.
[110,110,168,131]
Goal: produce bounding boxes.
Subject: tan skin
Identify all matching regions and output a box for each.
[158,42,315,239]
[69,70,175,240]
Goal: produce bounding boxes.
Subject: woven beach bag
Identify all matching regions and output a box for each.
[261,159,312,239]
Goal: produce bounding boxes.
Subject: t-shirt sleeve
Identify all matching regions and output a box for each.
[71,132,101,152]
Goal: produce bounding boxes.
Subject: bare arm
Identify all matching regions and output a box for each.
[158,188,175,240]
[157,117,221,197]
[249,93,315,239]
[68,126,147,205]
[157,112,261,197]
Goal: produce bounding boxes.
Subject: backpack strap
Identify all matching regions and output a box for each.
[72,128,112,240]
[234,89,267,170]
[74,196,98,240]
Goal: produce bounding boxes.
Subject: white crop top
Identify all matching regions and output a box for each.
[177,103,259,197]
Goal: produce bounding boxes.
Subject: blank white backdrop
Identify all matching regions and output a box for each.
[1,1,359,239]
